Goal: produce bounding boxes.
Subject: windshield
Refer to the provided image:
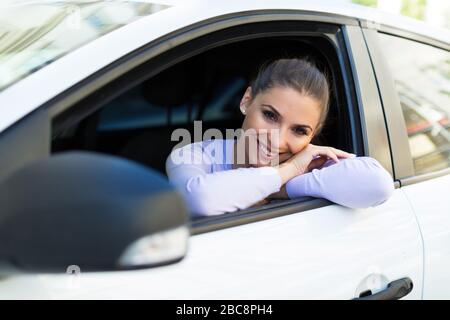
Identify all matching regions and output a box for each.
[0,1,172,92]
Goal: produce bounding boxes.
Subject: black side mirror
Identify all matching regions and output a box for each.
[0,152,189,273]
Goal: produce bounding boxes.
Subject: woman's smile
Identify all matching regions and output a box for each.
[257,138,277,163]
[255,137,293,166]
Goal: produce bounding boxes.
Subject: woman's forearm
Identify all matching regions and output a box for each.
[285,156,394,208]
[168,165,282,216]
[166,140,285,216]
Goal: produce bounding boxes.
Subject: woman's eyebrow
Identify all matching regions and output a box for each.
[262,103,313,131]
[262,104,282,118]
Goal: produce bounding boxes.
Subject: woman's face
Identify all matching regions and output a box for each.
[238,85,322,167]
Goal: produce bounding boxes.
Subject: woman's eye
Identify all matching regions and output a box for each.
[263,110,277,122]
[293,127,307,136]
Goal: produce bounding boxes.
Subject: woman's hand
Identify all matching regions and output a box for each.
[276,144,354,185]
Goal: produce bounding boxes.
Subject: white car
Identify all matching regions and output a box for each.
[0,0,449,300]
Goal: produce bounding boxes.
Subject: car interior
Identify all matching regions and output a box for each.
[51,22,358,215]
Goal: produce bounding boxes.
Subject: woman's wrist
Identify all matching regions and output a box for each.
[276,162,300,185]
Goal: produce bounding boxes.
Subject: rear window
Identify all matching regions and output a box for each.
[379,33,450,175]
[0,1,171,92]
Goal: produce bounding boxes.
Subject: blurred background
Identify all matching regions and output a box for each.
[348,0,450,29]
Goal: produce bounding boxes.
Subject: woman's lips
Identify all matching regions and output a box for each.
[257,139,278,161]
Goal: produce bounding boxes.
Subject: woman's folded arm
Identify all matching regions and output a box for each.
[285,156,395,208]
[168,165,281,216]
[167,139,394,216]
[166,142,282,217]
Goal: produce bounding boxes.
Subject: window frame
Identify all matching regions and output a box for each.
[363,27,450,186]
[55,22,365,235]
[0,11,376,235]
[344,25,394,178]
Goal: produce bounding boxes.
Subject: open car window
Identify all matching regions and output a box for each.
[51,21,358,223]
[378,33,450,175]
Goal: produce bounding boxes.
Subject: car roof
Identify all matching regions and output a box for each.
[4,0,447,43]
[0,0,449,133]
[208,0,450,44]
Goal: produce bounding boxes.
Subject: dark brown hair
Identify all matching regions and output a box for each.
[250,58,330,135]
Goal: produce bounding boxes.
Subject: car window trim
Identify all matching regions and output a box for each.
[190,197,332,235]
[3,12,363,234]
[359,20,450,52]
[400,168,450,186]
[192,177,401,235]
[342,25,394,177]
[361,28,415,181]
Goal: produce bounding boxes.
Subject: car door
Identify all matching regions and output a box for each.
[365,29,450,299]
[0,18,423,299]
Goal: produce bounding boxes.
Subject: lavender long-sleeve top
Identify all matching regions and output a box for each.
[166,139,394,216]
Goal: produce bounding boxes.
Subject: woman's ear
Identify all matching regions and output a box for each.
[239,86,253,115]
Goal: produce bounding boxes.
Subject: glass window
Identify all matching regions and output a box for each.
[0,1,171,92]
[379,33,450,175]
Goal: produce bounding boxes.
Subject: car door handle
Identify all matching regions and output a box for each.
[354,277,413,300]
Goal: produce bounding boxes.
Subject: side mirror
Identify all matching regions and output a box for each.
[0,152,189,273]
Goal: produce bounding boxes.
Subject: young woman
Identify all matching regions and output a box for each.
[166,58,394,216]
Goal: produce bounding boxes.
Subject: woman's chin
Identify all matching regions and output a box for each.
[247,152,283,167]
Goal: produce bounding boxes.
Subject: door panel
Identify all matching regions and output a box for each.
[0,191,421,299]
[402,175,450,299]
